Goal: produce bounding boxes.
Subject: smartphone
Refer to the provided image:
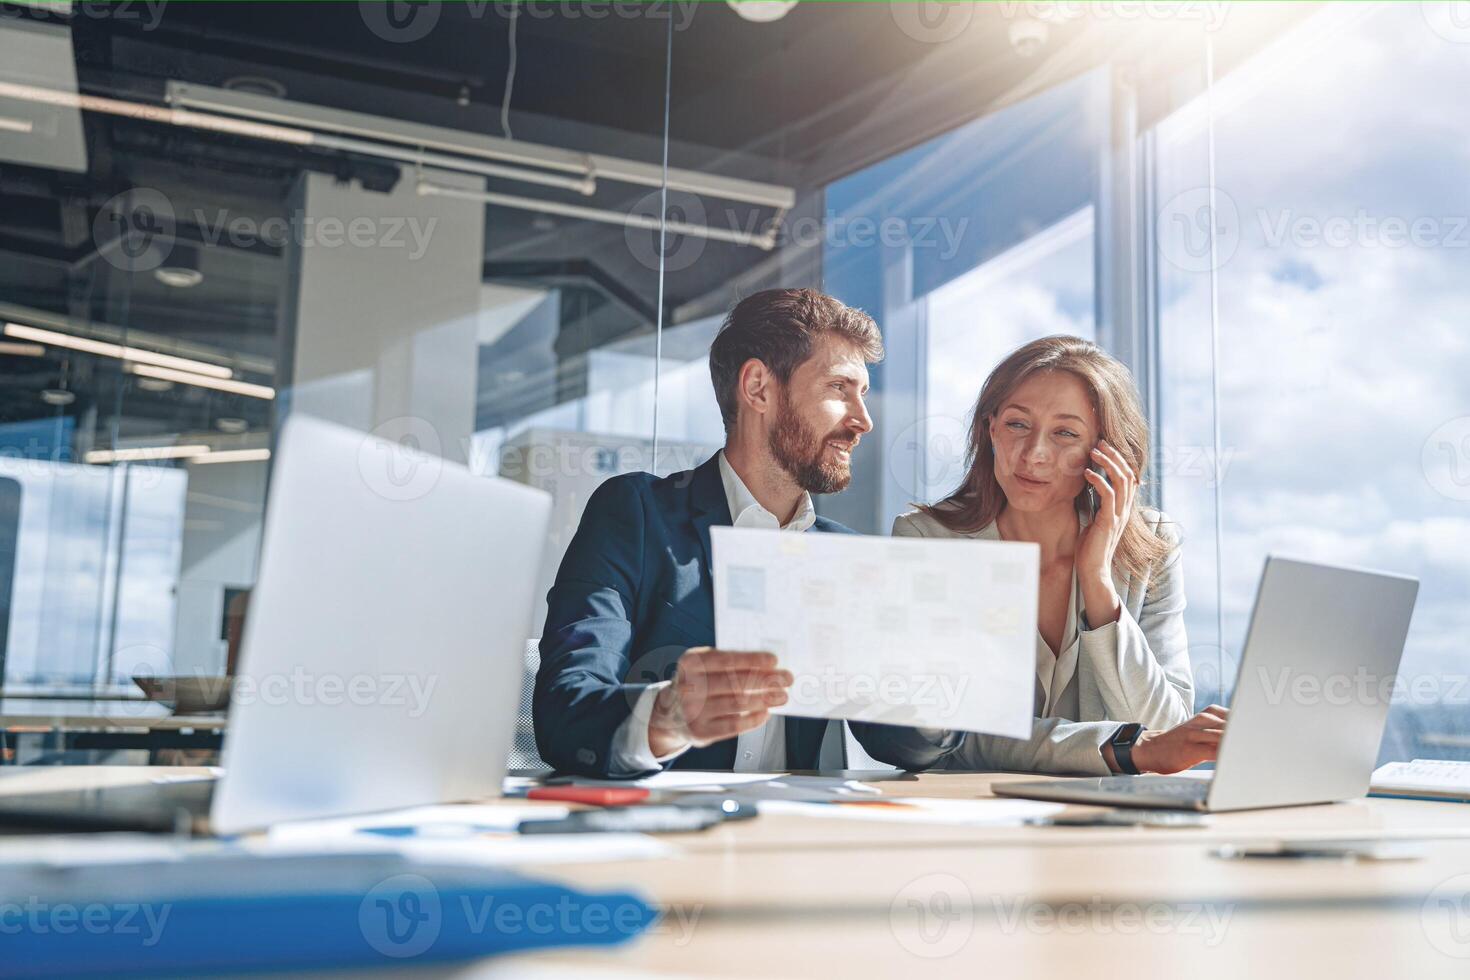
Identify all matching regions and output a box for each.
[1085,458,1108,515]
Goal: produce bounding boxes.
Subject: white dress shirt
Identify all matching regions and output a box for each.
[980,520,1090,721]
[608,451,817,775]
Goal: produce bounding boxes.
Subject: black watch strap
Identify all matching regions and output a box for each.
[1110,723,1145,775]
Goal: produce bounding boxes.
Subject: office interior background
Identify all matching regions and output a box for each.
[0,0,1466,767]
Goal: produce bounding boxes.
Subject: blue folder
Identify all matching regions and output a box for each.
[0,851,656,977]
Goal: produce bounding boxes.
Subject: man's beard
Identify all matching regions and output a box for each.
[770,393,858,495]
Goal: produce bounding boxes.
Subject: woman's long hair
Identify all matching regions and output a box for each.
[917,335,1171,580]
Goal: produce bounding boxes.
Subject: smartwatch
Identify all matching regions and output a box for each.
[1108,723,1146,775]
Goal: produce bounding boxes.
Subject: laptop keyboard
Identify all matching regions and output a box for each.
[1096,776,1210,799]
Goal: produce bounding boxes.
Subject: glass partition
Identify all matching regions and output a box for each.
[0,3,676,760]
[822,69,1104,533]
[1156,2,1470,756]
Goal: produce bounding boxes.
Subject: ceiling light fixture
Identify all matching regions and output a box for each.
[40,388,75,406]
[126,363,275,400]
[0,79,798,251]
[416,179,780,250]
[154,267,204,288]
[222,75,288,100]
[0,116,33,133]
[0,341,44,357]
[190,448,272,465]
[0,80,315,146]
[726,1,798,22]
[4,322,234,379]
[153,246,204,288]
[84,444,211,464]
[164,81,795,210]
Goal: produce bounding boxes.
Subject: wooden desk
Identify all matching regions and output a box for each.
[3,767,1467,977]
[665,771,1470,853]
[0,698,226,731]
[492,771,1470,978]
[474,903,1470,980]
[0,765,218,796]
[0,700,226,761]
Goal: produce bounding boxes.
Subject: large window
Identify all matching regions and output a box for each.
[822,70,1104,535]
[1157,2,1470,759]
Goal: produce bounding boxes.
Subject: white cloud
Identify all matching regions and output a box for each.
[1157,2,1470,685]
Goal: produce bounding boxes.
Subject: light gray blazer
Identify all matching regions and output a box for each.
[890,505,1194,776]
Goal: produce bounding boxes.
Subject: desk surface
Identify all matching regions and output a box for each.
[0,765,218,796]
[4,767,1469,978]
[503,771,1470,979]
[662,771,1470,852]
[0,699,226,730]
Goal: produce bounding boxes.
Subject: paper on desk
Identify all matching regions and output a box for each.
[712,527,1036,737]
[259,804,676,865]
[1371,759,1470,797]
[758,797,1064,826]
[266,803,569,838]
[543,772,881,801]
[391,833,675,866]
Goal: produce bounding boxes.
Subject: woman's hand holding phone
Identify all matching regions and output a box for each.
[1076,439,1138,627]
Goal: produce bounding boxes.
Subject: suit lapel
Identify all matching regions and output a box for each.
[685,454,839,771]
[689,453,732,577]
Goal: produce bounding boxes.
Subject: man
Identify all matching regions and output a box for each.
[533,288,945,777]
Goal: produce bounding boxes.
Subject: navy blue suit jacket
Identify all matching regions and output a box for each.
[533,454,949,777]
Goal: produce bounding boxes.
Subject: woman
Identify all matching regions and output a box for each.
[894,336,1226,776]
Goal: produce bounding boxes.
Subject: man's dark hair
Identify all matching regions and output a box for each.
[708,288,884,431]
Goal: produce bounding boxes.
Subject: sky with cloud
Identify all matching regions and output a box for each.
[1155,1,1470,712]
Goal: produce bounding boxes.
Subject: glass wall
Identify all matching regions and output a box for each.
[0,3,678,727]
[822,69,1104,532]
[1157,2,1470,759]
[3,0,1465,767]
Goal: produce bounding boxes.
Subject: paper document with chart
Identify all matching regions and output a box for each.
[711,527,1036,738]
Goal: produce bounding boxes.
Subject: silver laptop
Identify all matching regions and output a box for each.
[0,415,550,835]
[209,414,551,832]
[993,557,1419,813]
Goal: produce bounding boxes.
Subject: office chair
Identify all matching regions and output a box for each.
[508,639,550,773]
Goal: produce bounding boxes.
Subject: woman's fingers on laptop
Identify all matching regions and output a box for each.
[1133,709,1230,771]
[1190,706,1229,727]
